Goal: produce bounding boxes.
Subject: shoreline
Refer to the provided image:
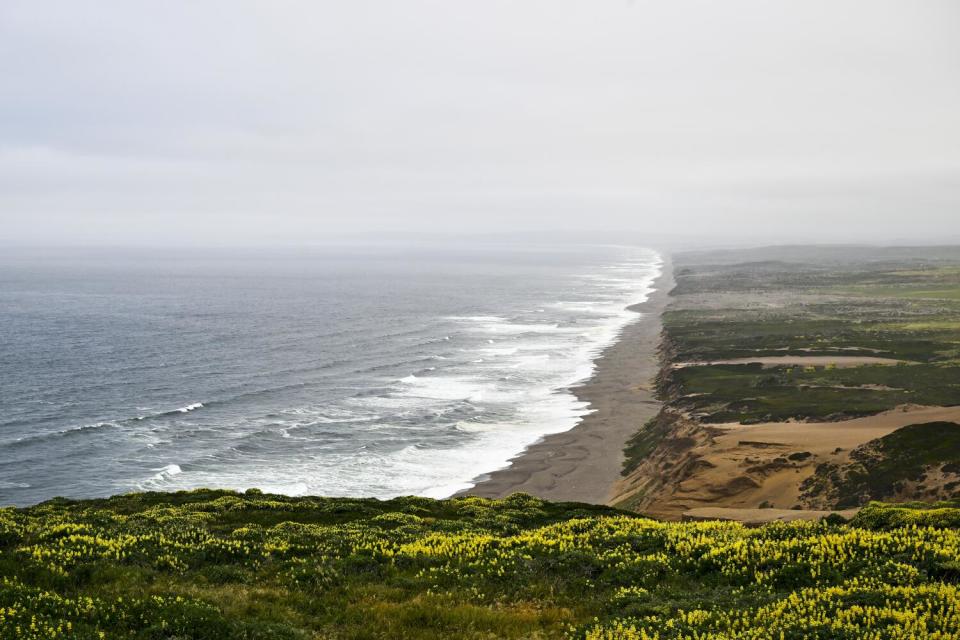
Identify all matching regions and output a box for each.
[458,253,674,504]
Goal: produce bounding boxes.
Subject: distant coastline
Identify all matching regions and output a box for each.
[460,254,674,503]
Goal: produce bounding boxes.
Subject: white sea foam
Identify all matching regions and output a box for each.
[395,375,489,402]
[151,464,182,481]
[178,403,203,413]
[8,420,117,446]
[475,321,563,334]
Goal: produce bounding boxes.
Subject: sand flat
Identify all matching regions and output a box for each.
[711,405,960,449]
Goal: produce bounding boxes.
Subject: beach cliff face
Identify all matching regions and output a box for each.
[612,246,960,521]
[462,257,675,504]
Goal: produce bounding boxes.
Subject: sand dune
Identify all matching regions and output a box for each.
[631,405,960,520]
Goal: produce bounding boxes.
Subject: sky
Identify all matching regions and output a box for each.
[1,1,959,246]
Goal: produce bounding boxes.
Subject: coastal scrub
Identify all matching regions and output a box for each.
[1,490,960,638]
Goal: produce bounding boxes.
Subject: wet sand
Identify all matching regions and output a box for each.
[459,255,674,504]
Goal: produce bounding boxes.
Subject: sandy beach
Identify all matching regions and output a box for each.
[460,255,674,504]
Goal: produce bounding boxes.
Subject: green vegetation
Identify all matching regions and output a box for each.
[666,363,960,423]
[802,422,960,508]
[621,413,678,476]
[663,304,960,364]
[4,490,960,638]
[852,500,960,530]
[657,250,960,425]
[665,258,960,365]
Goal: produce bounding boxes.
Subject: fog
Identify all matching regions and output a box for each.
[1,1,958,247]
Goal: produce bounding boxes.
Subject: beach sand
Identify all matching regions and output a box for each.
[459,256,674,504]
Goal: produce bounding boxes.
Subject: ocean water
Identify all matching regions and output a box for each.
[0,244,661,506]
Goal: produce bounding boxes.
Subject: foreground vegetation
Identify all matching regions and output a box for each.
[3,490,960,638]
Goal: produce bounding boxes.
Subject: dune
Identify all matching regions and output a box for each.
[631,405,960,520]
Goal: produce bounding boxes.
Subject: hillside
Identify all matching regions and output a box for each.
[3,490,960,638]
[613,247,960,519]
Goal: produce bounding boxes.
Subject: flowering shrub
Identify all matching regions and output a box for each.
[1,490,958,638]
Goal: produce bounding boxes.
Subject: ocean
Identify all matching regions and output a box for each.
[0,243,661,506]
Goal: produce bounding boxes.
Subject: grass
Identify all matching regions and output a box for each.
[653,251,960,424]
[663,257,960,365]
[830,285,960,300]
[664,362,960,423]
[621,414,675,476]
[875,320,960,331]
[4,490,960,638]
[664,308,960,363]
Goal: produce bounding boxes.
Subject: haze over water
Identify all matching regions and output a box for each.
[0,244,660,505]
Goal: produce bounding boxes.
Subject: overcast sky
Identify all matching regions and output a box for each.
[1,1,958,246]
